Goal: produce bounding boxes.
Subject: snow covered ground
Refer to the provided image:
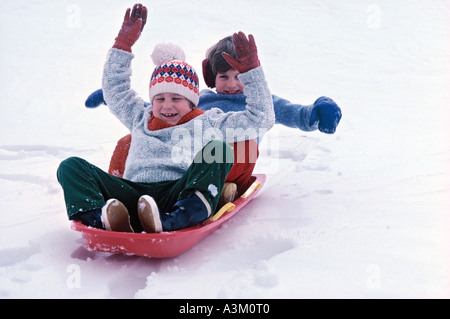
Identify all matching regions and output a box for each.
[0,0,449,299]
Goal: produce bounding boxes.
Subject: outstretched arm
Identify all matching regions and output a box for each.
[273,95,342,134]
[272,95,317,131]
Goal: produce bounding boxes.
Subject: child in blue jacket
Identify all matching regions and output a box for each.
[200,35,341,133]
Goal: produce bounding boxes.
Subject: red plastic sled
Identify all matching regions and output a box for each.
[72,174,265,258]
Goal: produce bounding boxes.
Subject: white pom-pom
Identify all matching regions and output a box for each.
[151,43,186,65]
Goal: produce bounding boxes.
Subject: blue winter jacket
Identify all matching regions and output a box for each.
[198,89,318,132]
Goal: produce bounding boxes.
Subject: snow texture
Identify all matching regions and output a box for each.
[0,0,449,298]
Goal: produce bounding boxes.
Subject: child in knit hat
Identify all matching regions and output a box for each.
[86,37,342,200]
[57,4,274,233]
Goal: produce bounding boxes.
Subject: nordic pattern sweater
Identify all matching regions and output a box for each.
[102,48,274,183]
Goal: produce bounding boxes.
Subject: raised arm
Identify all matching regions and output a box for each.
[209,32,275,141]
[102,4,148,130]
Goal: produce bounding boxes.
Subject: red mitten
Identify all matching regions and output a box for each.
[222,32,260,74]
[113,3,148,52]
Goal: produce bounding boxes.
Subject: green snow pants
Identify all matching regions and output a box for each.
[57,140,234,232]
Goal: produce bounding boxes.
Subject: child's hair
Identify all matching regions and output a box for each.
[206,36,236,76]
[202,36,237,88]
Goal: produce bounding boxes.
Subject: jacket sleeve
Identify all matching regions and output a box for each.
[207,67,275,142]
[272,95,318,131]
[102,48,147,131]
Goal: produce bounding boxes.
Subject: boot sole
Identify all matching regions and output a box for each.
[101,199,134,232]
[138,195,163,233]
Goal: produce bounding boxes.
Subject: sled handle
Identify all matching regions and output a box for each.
[240,180,262,199]
[210,180,261,222]
[210,202,236,221]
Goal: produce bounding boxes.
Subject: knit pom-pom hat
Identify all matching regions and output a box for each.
[149,43,200,106]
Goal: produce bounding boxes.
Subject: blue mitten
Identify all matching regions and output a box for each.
[309,96,342,134]
[85,89,106,108]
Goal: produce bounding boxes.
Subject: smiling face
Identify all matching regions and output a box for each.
[215,68,245,95]
[152,93,194,125]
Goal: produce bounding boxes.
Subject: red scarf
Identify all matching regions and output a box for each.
[148,108,205,131]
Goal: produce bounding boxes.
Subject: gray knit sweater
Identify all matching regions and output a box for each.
[102,48,274,183]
